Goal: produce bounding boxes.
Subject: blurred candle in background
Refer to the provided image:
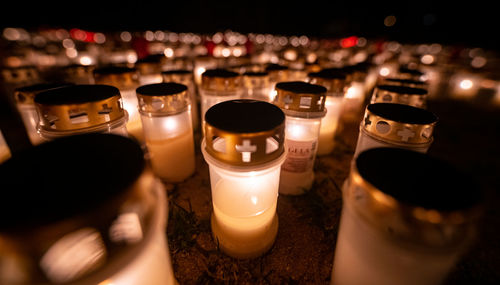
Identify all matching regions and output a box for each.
[162,69,200,131]
[62,64,95,84]
[242,71,272,102]
[332,147,484,285]
[135,54,165,85]
[0,133,176,285]
[202,100,286,258]
[273,81,326,195]
[308,68,347,155]
[34,85,129,140]
[354,103,438,157]
[137,82,195,183]
[93,66,144,143]
[370,84,428,108]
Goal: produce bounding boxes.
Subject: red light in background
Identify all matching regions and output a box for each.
[340,36,358,48]
[70,28,95,43]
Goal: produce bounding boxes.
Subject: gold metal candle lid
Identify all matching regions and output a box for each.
[362,103,438,145]
[93,66,139,90]
[308,68,347,95]
[201,69,242,92]
[136,83,189,116]
[34,85,125,132]
[347,148,484,247]
[397,66,426,81]
[1,66,39,84]
[64,64,95,79]
[371,84,428,108]
[242,71,270,89]
[380,77,428,89]
[204,100,285,167]
[162,69,193,85]
[14,82,74,105]
[274,81,327,117]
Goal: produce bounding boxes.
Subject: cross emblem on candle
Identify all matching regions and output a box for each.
[235,139,257,162]
[397,127,415,142]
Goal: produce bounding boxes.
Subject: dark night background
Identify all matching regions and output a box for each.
[0,1,498,49]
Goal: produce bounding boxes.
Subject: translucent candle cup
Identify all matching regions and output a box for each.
[34,85,129,140]
[308,69,347,155]
[136,82,196,183]
[242,71,272,102]
[332,147,484,285]
[162,69,200,131]
[202,100,286,259]
[136,55,165,85]
[354,103,438,157]
[0,133,176,285]
[273,81,327,195]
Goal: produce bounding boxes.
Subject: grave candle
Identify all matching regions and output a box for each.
[202,100,286,258]
[273,81,326,195]
[370,84,428,108]
[137,82,195,183]
[0,133,176,285]
[93,66,144,143]
[308,69,347,155]
[242,71,272,102]
[34,85,128,140]
[332,147,483,285]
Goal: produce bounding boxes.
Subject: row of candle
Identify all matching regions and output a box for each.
[0,49,485,285]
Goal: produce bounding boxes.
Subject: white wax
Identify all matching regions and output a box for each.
[210,166,280,259]
[17,104,44,145]
[280,116,321,195]
[317,96,343,155]
[332,203,469,285]
[354,127,431,157]
[121,89,144,143]
[147,130,195,183]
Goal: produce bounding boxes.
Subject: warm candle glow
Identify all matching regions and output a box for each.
[317,96,343,155]
[0,131,11,163]
[121,90,144,143]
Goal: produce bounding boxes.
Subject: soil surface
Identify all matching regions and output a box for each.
[166,98,500,285]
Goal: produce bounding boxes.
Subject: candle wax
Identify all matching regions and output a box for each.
[147,130,195,183]
[317,96,342,155]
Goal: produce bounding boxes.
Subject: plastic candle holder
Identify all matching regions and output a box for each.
[354,103,438,157]
[0,133,176,285]
[308,69,347,155]
[242,71,272,102]
[370,84,428,108]
[201,100,286,259]
[193,56,219,86]
[162,69,200,131]
[265,63,290,91]
[14,82,74,145]
[332,147,484,285]
[136,82,196,183]
[34,85,128,140]
[273,81,327,195]
[200,69,243,129]
[0,130,11,163]
[379,77,428,89]
[1,66,40,88]
[93,66,144,143]
[63,64,95,84]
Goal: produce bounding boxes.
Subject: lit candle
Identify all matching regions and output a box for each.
[1,66,40,90]
[202,100,286,258]
[162,69,200,131]
[137,82,196,183]
[332,147,484,285]
[273,81,326,195]
[14,82,74,145]
[136,55,165,85]
[199,69,243,129]
[308,69,347,155]
[265,63,290,93]
[354,103,438,157]
[93,66,144,143]
[193,56,219,86]
[450,73,481,99]
[0,133,176,285]
[34,85,129,140]
[0,130,11,163]
[242,71,272,102]
[370,84,428,108]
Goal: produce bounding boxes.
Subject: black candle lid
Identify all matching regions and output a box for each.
[202,68,239,78]
[162,69,192,75]
[367,103,437,125]
[136,82,187,96]
[376,84,427,95]
[275,81,326,94]
[356,148,481,211]
[265,64,288,71]
[0,133,145,232]
[93,66,136,75]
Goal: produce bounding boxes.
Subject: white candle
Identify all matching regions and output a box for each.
[121,89,144,143]
[138,83,196,183]
[202,100,286,258]
[317,96,342,155]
